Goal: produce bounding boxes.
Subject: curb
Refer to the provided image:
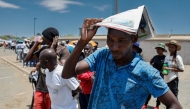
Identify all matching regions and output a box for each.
[0,57,30,75]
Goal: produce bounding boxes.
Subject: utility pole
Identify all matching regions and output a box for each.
[34,18,37,36]
[115,0,118,14]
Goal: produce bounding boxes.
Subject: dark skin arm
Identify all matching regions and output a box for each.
[24,38,43,62]
[73,86,82,93]
[158,90,182,109]
[163,67,184,72]
[51,36,67,65]
[62,18,103,79]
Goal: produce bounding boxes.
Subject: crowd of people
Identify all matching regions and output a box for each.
[24,18,185,109]
[1,20,185,109]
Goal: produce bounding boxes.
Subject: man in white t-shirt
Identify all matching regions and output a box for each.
[16,42,24,62]
[23,40,30,67]
[39,48,81,109]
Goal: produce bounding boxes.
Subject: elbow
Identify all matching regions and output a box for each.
[61,75,71,79]
[61,72,72,79]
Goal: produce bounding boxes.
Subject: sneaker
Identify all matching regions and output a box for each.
[23,66,26,68]
[154,106,159,109]
[142,105,147,109]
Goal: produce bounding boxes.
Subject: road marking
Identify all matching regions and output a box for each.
[0,76,13,80]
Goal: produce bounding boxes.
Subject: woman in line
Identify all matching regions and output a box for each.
[142,43,167,109]
[163,40,184,98]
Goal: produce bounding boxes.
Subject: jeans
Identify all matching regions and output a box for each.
[30,60,36,67]
[17,51,22,62]
[167,77,179,98]
[23,53,28,66]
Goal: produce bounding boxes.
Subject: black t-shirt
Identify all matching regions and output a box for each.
[35,70,48,92]
[150,55,166,71]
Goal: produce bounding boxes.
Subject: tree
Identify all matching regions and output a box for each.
[67,34,73,37]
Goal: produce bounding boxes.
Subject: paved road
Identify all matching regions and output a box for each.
[0,59,33,109]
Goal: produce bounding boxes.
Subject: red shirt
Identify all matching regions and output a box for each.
[77,71,94,94]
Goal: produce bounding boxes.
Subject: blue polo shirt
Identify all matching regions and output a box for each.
[85,47,169,109]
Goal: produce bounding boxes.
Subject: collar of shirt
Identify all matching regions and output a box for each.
[107,51,142,69]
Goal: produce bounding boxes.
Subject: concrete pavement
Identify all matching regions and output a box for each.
[0,47,190,109]
[0,54,33,109]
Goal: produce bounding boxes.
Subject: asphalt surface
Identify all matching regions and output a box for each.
[0,59,33,109]
[0,47,190,109]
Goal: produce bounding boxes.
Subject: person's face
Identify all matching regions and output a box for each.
[168,44,177,54]
[39,57,48,69]
[84,45,93,56]
[156,47,164,55]
[107,29,136,60]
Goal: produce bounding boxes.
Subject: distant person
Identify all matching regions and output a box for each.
[163,40,184,100]
[11,41,16,50]
[23,40,30,67]
[142,43,167,109]
[62,18,182,109]
[60,40,74,53]
[93,41,98,52]
[39,49,81,109]
[29,41,37,67]
[132,41,142,55]
[2,41,6,52]
[77,43,94,109]
[16,41,24,62]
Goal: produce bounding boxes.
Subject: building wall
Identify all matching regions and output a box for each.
[141,36,190,65]
[59,35,190,65]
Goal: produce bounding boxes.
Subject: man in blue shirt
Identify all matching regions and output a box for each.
[62,18,182,109]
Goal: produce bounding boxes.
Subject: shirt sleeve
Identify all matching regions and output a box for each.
[63,77,79,90]
[77,71,94,81]
[176,55,184,70]
[145,67,169,98]
[84,48,105,72]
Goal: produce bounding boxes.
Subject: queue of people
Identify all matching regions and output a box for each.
[26,24,185,109]
[24,9,184,109]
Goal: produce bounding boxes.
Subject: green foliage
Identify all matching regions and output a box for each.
[0,35,23,40]
[67,34,73,37]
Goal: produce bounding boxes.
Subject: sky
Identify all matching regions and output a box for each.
[1,0,190,38]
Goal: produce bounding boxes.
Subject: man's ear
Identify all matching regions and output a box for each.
[132,34,138,43]
[45,60,48,64]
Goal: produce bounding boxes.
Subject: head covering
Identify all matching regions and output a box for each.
[165,40,181,51]
[94,5,155,41]
[133,41,142,53]
[154,43,167,52]
[42,27,59,42]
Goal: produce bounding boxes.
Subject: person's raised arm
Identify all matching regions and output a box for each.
[24,38,43,62]
[158,90,182,109]
[62,18,102,79]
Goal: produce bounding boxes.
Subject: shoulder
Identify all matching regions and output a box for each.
[176,55,182,59]
[176,55,183,61]
[53,65,64,75]
[93,47,110,56]
[135,60,158,77]
[56,45,70,55]
[165,55,170,59]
